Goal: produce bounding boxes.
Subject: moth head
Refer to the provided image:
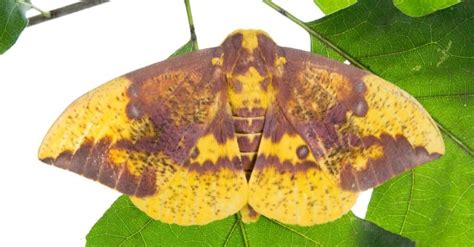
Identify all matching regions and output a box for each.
[220,29,281,75]
[224,29,271,53]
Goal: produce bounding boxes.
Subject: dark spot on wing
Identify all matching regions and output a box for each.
[296,145,309,159]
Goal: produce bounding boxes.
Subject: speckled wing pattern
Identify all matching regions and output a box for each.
[38,48,248,225]
[39,30,444,226]
[248,47,444,225]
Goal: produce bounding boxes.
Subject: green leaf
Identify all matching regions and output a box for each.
[306,0,473,245]
[310,37,345,61]
[87,196,414,246]
[243,211,414,246]
[169,39,198,58]
[393,0,462,17]
[86,196,240,247]
[313,0,462,16]
[366,140,474,246]
[314,0,358,15]
[0,0,28,54]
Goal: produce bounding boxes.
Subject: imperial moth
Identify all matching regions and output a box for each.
[38,30,444,226]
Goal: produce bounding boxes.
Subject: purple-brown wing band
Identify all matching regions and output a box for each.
[248,104,359,225]
[276,48,445,191]
[39,48,231,196]
[38,47,249,225]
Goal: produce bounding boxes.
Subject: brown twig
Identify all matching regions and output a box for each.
[28,0,109,27]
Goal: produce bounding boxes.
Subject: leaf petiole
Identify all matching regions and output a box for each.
[184,0,198,50]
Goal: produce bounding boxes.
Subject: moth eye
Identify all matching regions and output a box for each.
[296,145,309,159]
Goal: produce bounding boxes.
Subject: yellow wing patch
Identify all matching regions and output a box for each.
[249,161,358,225]
[121,106,248,225]
[131,167,248,225]
[258,133,311,165]
[352,75,444,155]
[348,144,384,171]
[189,133,240,165]
[249,133,358,225]
[107,148,175,179]
[38,77,156,160]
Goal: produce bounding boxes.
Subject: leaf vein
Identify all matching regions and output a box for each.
[224,216,239,246]
[399,170,415,235]
[118,219,152,247]
[268,219,322,246]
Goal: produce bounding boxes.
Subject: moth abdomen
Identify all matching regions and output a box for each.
[233,115,264,180]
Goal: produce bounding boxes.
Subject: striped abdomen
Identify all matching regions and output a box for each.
[233,112,265,180]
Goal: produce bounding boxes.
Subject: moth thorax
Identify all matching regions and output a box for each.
[227,63,274,114]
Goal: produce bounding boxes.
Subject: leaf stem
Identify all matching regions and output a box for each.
[262,0,365,69]
[184,0,198,50]
[17,0,51,18]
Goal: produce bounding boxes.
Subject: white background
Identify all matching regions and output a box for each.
[0,1,371,246]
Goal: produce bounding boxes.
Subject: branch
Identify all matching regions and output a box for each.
[28,0,109,27]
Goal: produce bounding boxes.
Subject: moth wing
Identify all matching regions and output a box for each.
[280,48,444,190]
[248,105,359,226]
[248,48,444,226]
[39,48,248,225]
